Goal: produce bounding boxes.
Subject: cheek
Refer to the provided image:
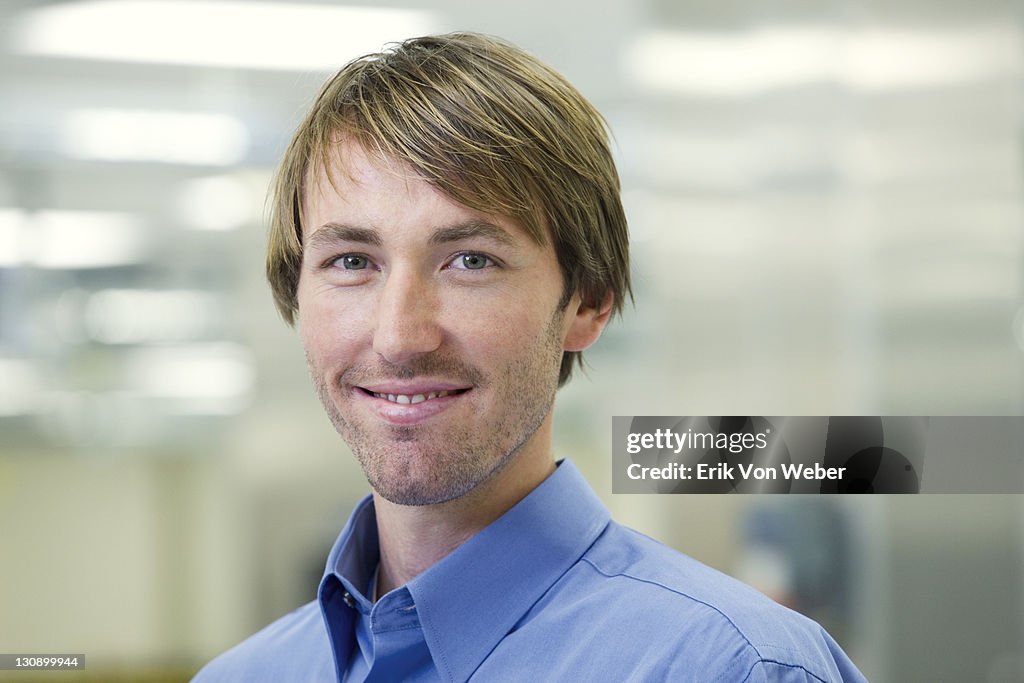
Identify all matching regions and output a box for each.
[456,294,562,362]
[297,290,365,364]
[489,274,564,329]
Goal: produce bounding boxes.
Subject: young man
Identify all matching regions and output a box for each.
[194,32,866,682]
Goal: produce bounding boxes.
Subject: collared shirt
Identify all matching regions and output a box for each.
[193,460,867,682]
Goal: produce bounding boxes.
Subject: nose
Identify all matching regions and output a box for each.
[371,267,443,364]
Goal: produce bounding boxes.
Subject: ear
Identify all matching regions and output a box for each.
[563,290,614,352]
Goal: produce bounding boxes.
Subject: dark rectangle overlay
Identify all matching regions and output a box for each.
[0,654,85,670]
[612,417,1024,493]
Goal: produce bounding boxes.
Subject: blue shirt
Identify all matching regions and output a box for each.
[193,460,867,682]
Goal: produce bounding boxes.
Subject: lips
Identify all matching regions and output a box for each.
[353,382,472,425]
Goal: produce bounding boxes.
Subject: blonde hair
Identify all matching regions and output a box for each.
[267,32,630,385]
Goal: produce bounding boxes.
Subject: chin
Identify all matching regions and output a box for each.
[368,469,480,507]
[361,444,511,508]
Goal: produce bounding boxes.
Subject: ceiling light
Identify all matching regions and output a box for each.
[126,343,256,414]
[0,208,148,269]
[626,24,1020,97]
[844,27,1020,90]
[60,108,249,166]
[13,0,437,71]
[627,27,836,97]
[31,210,148,269]
[177,175,257,230]
[0,209,29,267]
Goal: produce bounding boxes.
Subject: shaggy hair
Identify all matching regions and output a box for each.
[267,32,630,385]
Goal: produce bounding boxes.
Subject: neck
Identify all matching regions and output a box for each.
[372,416,557,597]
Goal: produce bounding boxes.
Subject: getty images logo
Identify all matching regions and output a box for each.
[624,417,924,494]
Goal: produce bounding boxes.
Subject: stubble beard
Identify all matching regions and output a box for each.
[307,307,566,506]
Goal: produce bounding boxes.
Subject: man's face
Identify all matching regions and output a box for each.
[297,141,589,506]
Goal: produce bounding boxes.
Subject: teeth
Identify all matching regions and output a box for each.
[372,390,454,404]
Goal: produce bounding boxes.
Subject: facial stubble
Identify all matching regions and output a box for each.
[307,303,567,506]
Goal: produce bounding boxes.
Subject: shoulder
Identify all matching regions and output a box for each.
[191,602,335,683]
[557,521,864,682]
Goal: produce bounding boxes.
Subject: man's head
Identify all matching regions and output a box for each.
[267,31,630,386]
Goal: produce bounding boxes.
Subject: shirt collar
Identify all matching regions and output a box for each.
[321,459,611,683]
[407,459,610,682]
[324,494,379,609]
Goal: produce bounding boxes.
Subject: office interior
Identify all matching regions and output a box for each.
[0,1,1022,681]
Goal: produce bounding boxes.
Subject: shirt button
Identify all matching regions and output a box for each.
[342,591,355,608]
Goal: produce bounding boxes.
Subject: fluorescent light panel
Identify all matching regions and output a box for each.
[14,0,436,71]
[127,343,255,401]
[0,209,30,267]
[626,24,1021,96]
[177,175,256,230]
[0,208,148,269]
[60,108,248,166]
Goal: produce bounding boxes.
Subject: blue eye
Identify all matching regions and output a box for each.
[455,253,490,270]
[339,254,368,270]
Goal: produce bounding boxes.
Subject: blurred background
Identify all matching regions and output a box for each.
[0,0,1022,681]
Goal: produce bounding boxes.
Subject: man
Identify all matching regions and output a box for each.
[194,32,866,682]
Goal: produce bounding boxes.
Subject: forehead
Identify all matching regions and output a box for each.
[301,138,549,247]
[302,140,420,228]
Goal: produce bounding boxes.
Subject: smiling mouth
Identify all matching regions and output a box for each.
[361,388,470,405]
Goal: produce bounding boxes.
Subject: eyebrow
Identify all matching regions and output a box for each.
[306,220,517,250]
[306,223,382,249]
[427,220,516,247]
